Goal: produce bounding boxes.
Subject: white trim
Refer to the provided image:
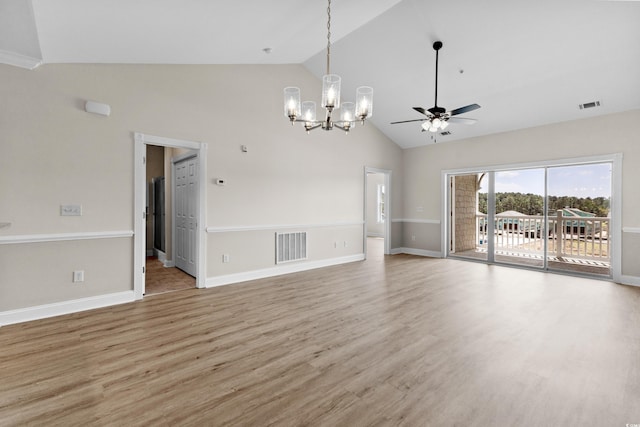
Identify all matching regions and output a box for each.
[134,132,201,150]
[0,49,42,70]
[619,275,640,287]
[623,227,640,234]
[206,221,364,233]
[610,153,623,283]
[391,247,442,258]
[206,254,364,288]
[364,167,392,256]
[134,133,208,300]
[391,218,440,224]
[0,291,134,327]
[154,249,175,267]
[441,153,623,176]
[367,232,384,238]
[0,230,133,245]
[146,250,153,257]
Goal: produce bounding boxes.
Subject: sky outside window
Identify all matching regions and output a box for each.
[479,163,611,198]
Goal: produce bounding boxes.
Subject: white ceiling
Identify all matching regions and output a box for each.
[2,0,640,148]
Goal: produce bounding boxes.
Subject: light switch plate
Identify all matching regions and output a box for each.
[60,205,82,216]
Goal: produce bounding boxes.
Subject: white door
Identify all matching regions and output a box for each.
[174,155,198,276]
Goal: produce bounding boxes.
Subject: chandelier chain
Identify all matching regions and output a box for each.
[326,0,331,75]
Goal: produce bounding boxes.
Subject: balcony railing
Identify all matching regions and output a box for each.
[476,211,609,265]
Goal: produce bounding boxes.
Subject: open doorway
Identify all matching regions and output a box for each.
[134,133,208,300]
[143,145,196,295]
[364,167,391,259]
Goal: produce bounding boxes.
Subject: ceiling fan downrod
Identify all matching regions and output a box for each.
[433,41,442,110]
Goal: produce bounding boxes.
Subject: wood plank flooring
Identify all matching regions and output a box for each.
[145,257,195,295]
[1,239,639,426]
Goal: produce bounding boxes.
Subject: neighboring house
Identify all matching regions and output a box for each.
[556,207,601,236]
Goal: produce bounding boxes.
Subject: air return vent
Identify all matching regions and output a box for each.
[578,101,601,110]
[276,232,307,264]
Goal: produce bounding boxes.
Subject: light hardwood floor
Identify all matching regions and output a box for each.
[1,239,639,426]
[145,257,195,295]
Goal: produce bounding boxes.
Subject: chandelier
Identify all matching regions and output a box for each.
[284,0,373,133]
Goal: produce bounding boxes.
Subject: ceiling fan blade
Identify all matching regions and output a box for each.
[449,103,481,116]
[390,118,427,125]
[448,117,477,125]
[412,107,430,116]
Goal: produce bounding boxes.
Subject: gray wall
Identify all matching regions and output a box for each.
[0,63,403,312]
[399,109,640,281]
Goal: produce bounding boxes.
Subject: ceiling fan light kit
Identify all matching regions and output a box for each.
[284,0,373,134]
[391,41,480,138]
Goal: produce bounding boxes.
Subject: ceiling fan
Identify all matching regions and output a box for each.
[391,41,480,134]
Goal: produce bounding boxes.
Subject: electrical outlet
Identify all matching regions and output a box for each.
[412,235,416,241]
[344,241,348,248]
[334,242,337,248]
[416,206,424,212]
[222,254,230,263]
[73,270,84,283]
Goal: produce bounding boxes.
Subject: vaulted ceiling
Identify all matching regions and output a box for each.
[2,0,639,148]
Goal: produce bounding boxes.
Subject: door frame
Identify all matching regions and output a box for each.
[134,132,208,299]
[441,153,622,282]
[364,167,392,257]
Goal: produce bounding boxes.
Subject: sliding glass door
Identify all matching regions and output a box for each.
[493,168,546,269]
[546,163,611,276]
[447,162,612,278]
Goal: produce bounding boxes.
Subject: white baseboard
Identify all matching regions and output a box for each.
[391,247,442,258]
[619,275,640,287]
[0,291,135,327]
[146,249,153,257]
[206,254,365,288]
[153,249,175,267]
[367,233,384,238]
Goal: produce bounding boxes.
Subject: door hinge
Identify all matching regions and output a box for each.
[143,156,146,165]
[143,211,146,219]
[142,266,145,273]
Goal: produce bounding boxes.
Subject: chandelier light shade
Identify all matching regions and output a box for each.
[340,102,355,130]
[321,74,341,109]
[284,87,301,122]
[284,0,372,134]
[355,86,373,121]
[302,101,317,132]
[302,101,317,122]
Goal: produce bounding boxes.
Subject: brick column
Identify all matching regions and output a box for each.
[454,174,478,252]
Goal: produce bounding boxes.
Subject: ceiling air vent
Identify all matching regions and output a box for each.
[440,131,452,136]
[578,101,601,110]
